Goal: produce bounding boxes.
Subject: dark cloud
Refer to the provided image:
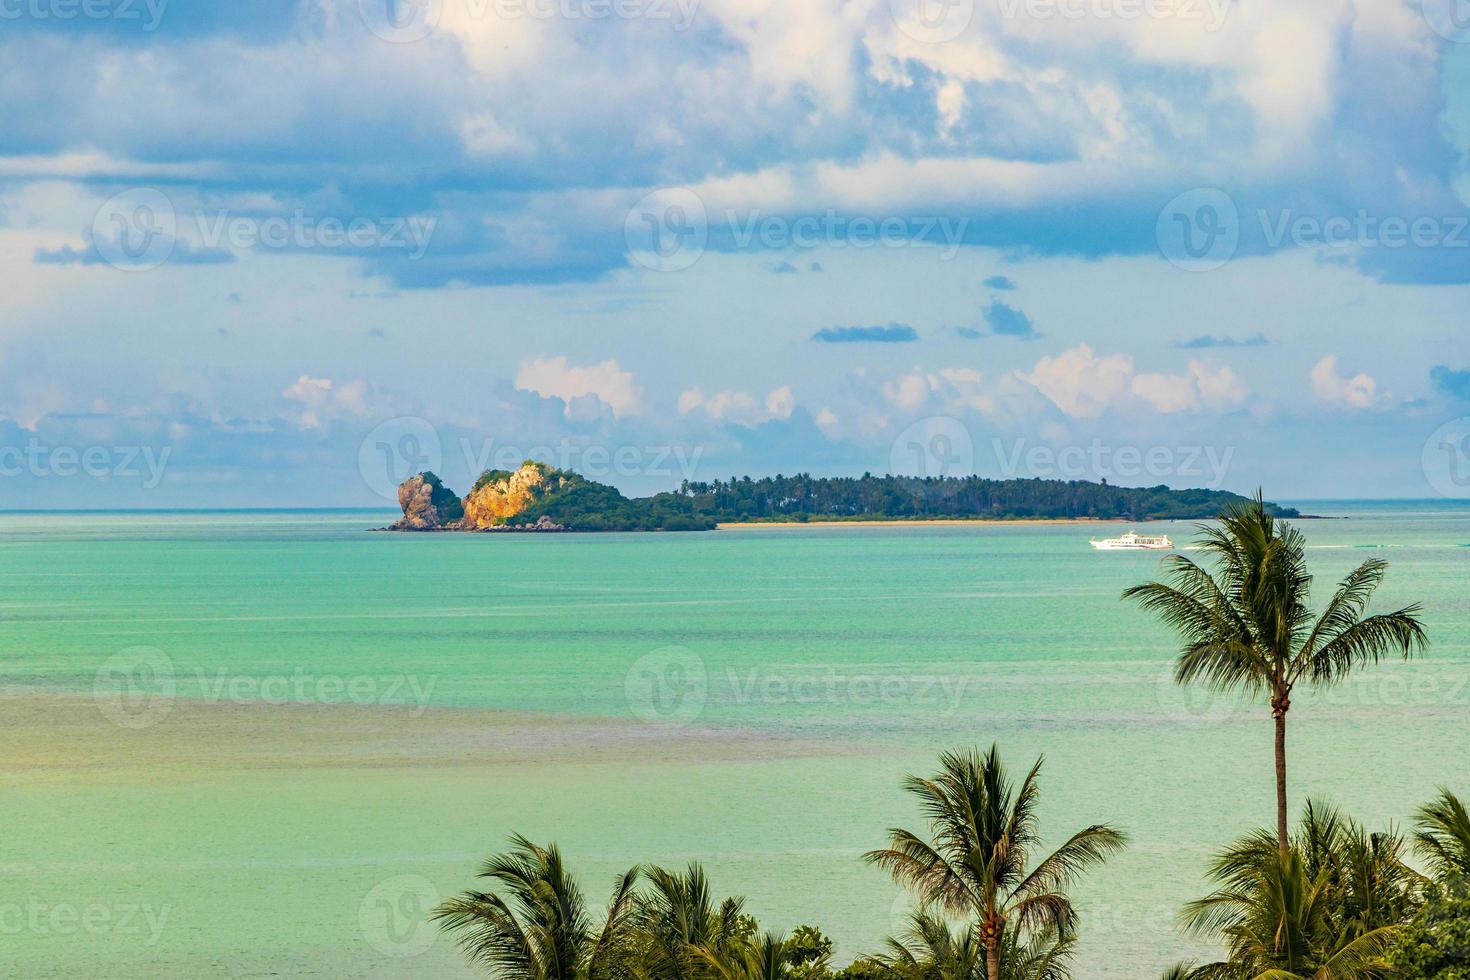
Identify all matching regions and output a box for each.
[1175,332,1269,349]
[1431,365,1470,400]
[812,323,918,343]
[981,300,1038,339]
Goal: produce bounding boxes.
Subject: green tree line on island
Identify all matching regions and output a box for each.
[667,475,1301,524]
[496,470,1302,530]
[427,496,1470,977]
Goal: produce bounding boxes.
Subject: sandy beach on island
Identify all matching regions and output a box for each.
[715,517,1128,528]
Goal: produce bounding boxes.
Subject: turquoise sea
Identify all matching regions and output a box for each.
[3,501,1468,977]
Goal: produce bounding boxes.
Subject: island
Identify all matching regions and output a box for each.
[386,462,1301,532]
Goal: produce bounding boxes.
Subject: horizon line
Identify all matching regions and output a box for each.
[1,497,1466,515]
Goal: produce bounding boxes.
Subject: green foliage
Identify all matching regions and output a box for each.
[864,745,1125,979]
[428,777,1470,980]
[418,471,465,522]
[1123,492,1427,853]
[877,909,1074,980]
[1416,790,1470,890]
[430,834,639,980]
[506,473,717,531]
[1178,799,1422,978]
[1386,896,1470,978]
[418,467,1292,532]
[671,475,1294,523]
[831,959,893,980]
[1125,493,1426,702]
[787,925,835,980]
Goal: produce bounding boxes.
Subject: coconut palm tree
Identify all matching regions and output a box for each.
[864,746,1127,980]
[633,863,752,980]
[879,908,1075,980]
[692,931,795,980]
[1178,800,1420,978]
[1414,788,1470,891]
[878,909,982,980]
[1123,492,1426,856]
[433,835,641,980]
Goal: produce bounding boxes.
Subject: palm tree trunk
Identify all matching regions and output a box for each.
[980,911,1001,980]
[1272,693,1289,858]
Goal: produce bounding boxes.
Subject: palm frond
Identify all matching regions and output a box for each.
[1300,608,1426,687]
[1414,788,1470,887]
[1012,825,1129,906]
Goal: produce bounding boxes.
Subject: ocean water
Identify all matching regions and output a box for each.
[2,502,1468,978]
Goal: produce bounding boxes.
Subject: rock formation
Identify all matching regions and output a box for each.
[460,462,553,529]
[386,461,706,532]
[390,472,464,530]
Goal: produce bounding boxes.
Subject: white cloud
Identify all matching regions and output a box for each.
[282,375,371,429]
[881,370,931,412]
[515,356,643,418]
[678,384,794,426]
[1189,361,1248,408]
[1019,345,1134,418]
[1310,355,1378,408]
[676,388,706,415]
[1130,370,1198,413]
[934,368,996,415]
[764,385,795,420]
[1132,361,1247,414]
[879,367,1001,419]
[1021,347,1248,417]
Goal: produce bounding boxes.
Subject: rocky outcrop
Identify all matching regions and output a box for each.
[479,515,567,532]
[460,462,552,529]
[385,461,702,532]
[390,472,464,530]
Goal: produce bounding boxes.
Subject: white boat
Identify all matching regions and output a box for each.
[1090,530,1173,551]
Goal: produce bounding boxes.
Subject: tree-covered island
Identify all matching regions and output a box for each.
[387,461,1301,532]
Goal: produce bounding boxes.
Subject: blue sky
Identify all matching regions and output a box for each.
[3,0,1470,506]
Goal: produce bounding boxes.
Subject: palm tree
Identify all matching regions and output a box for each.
[433,835,641,980]
[879,908,1075,980]
[692,931,795,980]
[1123,492,1426,856]
[1178,799,1420,978]
[1414,788,1470,891]
[878,909,982,980]
[864,746,1127,980]
[633,863,751,980]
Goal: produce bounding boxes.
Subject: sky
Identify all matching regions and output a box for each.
[3,0,1470,507]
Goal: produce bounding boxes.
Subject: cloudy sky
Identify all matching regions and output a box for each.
[4,0,1470,507]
